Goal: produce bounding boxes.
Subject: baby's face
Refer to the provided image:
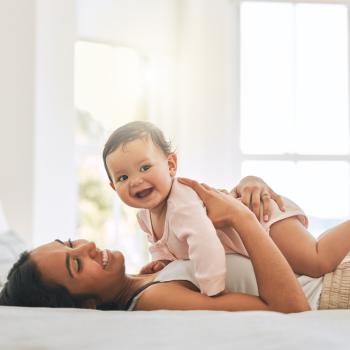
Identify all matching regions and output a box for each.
[106,136,177,210]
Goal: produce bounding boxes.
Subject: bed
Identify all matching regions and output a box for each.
[0,306,350,349]
[0,208,349,349]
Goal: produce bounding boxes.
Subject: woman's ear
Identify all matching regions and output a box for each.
[168,153,177,177]
[82,298,97,309]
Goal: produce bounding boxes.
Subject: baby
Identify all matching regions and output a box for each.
[103,121,350,296]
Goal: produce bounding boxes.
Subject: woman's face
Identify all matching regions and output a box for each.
[30,239,126,305]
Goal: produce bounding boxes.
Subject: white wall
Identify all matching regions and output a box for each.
[76,0,241,189]
[176,0,241,188]
[0,0,76,246]
[33,0,76,246]
[0,0,244,245]
[0,0,36,243]
[76,0,179,53]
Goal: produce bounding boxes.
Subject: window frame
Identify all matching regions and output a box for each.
[232,0,350,169]
[228,0,350,229]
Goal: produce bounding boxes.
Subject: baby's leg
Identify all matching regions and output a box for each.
[269,217,350,277]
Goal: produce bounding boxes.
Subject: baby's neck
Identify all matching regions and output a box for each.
[148,178,174,240]
[149,199,167,218]
[149,177,174,218]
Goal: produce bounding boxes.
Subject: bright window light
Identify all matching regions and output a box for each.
[240,1,350,235]
[240,2,349,155]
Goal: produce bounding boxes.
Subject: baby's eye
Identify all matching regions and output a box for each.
[118,175,128,182]
[140,165,151,172]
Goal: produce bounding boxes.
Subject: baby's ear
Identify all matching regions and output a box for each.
[168,153,177,177]
[109,182,116,191]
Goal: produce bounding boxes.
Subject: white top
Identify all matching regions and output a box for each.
[128,254,323,311]
[137,179,308,296]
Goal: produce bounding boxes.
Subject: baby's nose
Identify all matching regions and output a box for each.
[130,176,143,187]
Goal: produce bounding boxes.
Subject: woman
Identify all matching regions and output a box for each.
[0,176,311,312]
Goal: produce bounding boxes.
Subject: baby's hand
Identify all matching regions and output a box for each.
[139,260,171,274]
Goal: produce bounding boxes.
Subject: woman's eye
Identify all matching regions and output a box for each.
[74,258,81,272]
[140,165,151,172]
[118,175,128,182]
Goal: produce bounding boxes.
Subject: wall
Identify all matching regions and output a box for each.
[76,0,241,188]
[0,0,239,245]
[176,0,241,188]
[76,0,179,53]
[0,0,76,245]
[33,0,76,246]
[0,0,36,243]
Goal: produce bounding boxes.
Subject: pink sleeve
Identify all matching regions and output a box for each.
[136,211,153,241]
[149,245,176,262]
[169,204,226,296]
[137,211,175,262]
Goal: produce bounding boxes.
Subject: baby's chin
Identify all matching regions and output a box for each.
[126,194,166,210]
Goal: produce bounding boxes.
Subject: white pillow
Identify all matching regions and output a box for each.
[0,231,27,286]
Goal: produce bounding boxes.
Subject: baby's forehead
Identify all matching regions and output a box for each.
[118,135,162,155]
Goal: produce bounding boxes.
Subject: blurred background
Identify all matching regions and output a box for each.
[1,0,350,272]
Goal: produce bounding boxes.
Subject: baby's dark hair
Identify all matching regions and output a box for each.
[103,121,172,183]
[0,251,101,309]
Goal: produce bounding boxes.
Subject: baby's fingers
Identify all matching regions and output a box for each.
[140,263,154,274]
[152,261,166,272]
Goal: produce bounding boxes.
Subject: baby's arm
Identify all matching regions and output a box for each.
[171,204,227,296]
[269,217,350,277]
[137,211,175,274]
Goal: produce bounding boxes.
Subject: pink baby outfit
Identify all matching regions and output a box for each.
[137,179,308,296]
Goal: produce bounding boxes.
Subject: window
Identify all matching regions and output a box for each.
[240,1,350,235]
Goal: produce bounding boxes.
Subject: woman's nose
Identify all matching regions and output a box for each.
[74,241,97,258]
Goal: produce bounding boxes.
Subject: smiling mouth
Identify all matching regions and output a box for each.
[102,249,109,269]
[135,188,154,199]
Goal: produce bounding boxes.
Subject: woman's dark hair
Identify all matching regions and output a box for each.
[0,251,98,308]
[0,251,125,310]
[103,121,173,183]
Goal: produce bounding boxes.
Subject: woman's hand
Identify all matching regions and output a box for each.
[178,178,254,230]
[232,176,285,222]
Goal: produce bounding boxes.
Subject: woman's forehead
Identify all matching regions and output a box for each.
[31,240,62,255]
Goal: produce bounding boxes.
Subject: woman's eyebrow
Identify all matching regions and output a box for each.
[54,239,73,278]
[55,239,65,245]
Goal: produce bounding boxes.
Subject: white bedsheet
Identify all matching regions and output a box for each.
[0,307,349,350]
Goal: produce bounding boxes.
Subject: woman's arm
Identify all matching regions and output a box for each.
[135,281,272,312]
[175,178,310,313]
[233,176,285,221]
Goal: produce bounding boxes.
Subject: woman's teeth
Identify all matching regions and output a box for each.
[102,249,109,269]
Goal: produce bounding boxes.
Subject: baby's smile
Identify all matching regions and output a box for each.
[135,187,154,199]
